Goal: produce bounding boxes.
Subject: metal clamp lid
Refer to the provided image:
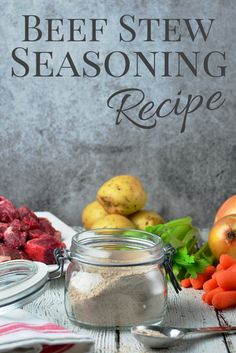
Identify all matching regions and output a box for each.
[163,244,181,294]
[49,248,70,280]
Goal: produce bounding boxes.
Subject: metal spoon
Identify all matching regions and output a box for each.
[131,325,236,348]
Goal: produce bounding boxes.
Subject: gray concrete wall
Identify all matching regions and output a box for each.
[0,0,235,227]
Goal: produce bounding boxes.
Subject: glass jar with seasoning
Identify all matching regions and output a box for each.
[64,228,179,328]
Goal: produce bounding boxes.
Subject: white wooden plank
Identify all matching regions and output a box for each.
[24,278,117,353]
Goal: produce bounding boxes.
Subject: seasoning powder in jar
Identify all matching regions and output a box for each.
[64,229,167,328]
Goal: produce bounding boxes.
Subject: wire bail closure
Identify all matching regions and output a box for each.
[163,243,182,294]
[49,248,70,280]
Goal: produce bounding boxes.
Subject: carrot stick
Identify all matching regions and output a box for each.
[190,265,216,290]
[202,293,207,302]
[228,264,236,271]
[212,270,223,279]
[212,291,236,310]
[205,287,224,305]
[215,271,236,290]
[203,278,218,293]
[219,254,236,269]
[216,264,224,271]
[181,278,191,288]
[204,265,216,278]
[190,274,206,290]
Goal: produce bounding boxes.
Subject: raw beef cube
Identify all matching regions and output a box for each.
[0,222,9,240]
[28,229,51,239]
[0,222,9,232]
[30,228,62,241]
[0,196,18,223]
[25,235,65,264]
[9,219,22,230]
[8,219,28,232]
[0,244,30,260]
[38,217,60,237]
[18,205,35,219]
[3,221,27,249]
[18,206,40,229]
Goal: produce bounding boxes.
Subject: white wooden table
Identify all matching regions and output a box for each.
[24,228,236,353]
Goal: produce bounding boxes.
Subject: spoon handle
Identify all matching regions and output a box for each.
[193,326,236,334]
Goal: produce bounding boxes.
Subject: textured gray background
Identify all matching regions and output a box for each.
[0,0,235,227]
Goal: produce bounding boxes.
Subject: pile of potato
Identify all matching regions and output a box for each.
[82,175,164,230]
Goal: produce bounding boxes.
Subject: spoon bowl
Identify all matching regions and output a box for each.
[131,325,184,348]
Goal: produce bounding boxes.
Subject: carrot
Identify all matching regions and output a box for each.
[212,270,223,279]
[215,271,236,291]
[203,278,218,293]
[190,274,206,290]
[204,265,216,278]
[216,264,224,271]
[190,266,216,291]
[205,287,224,305]
[219,254,236,269]
[181,278,191,288]
[228,263,236,271]
[202,293,207,302]
[212,291,236,310]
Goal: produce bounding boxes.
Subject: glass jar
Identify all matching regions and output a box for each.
[64,228,173,329]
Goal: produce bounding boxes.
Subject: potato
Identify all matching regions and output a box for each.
[82,201,108,229]
[91,214,135,229]
[97,175,147,216]
[129,210,164,230]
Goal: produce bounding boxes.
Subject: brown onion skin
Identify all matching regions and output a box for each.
[209,214,236,259]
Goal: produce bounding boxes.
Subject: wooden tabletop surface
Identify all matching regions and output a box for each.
[24,276,236,353]
[24,228,236,353]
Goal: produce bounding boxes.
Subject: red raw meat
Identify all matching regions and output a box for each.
[18,206,40,229]
[0,196,18,223]
[38,218,62,240]
[0,223,9,240]
[3,220,27,249]
[0,197,65,264]
[38,217,56,235]
[0,244,30,260]
[28,229,48,239]
[25,235,65,264]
